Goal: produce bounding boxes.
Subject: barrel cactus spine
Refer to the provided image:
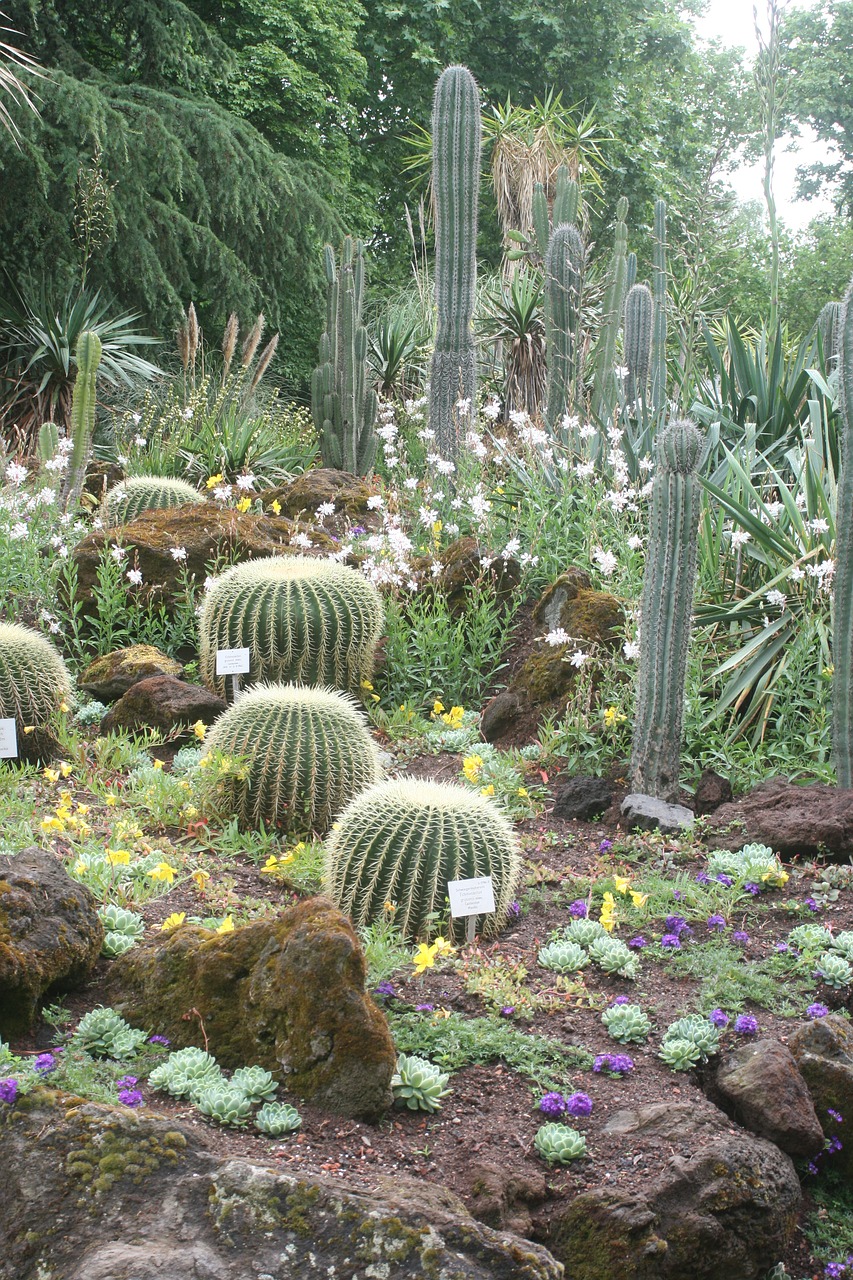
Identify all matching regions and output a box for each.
[103,476,201,526]
[650,199,668,419]
[545,223,584,432]
[311,236,377,477]
[630,418,705,800]
[623,283,653,407]
[0,623,72,761]
[203,683,383,833]
[429,65,481,464]
[833,279,853,787]
[325,778,521,941]
[199,556,384,700]
[60,330,102,512]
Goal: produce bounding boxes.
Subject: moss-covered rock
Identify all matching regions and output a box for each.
[260,467,377,521]
[100,676,226,737]
[0,848,103,1037]
[79,645,184,702]
[0,1089,563,1280]
[789,1014,853,1177]
[108,897,395,1117]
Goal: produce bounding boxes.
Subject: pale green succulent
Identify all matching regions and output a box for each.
[601,1003,651,1044]
[587,936,640,980]
[537,939,589,972]
[101,932,137,958]
[148,1047,222,1099]
[194,1082,253,1127]
[816,952,853,989]
[658,1037,702,1071]
[72,1007,148,1059]
[98,905,145,958]
[391,1054,451,1112]
[829,931,853,963]
[230,1066,278,1102]
[707,843,787,887]
[661,1015,720,1062]
[534,1123,587,1164]
[563,919,609,948]
[788,924,834,953]
[255,1102,302,1136]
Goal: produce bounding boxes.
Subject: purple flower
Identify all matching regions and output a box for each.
[661,934,681,950]
[538,1091,568,1118]
[118,1088,144,1108]
[568,900,588,918]
[807,1002,830,1019]
[0,1079,18,1104]
[612,995,630,1005]
[499,1006,515,1017]
[673,890,684,901]
[827,1136,844,1154]
[508,901,521,919]
[734,1014,758,1035]
[744,882,761,896]
[593,1053,634,1075]
[415,1004,434,1012]
[828,1108,844,1124]
[775,942,789,952]
[709,1009,730,1029]
[732,931,750,945]
[807,1160,820,1176]
[715,874,734,887]
[599,840,613,853]
[695,872,711,885]
[665,915,688,935]
[117,1075,138,1089]
[33,1053,56,1074]
[804,897,820,912]
[824,1264,846,1278]
[148,1035,170,1047]
[628,935,647,948]
[706,914,726,932]
[350,525,366,536]
[374,981,395,997]
[565,1092,593,1117]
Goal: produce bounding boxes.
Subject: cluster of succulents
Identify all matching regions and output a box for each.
[540,921,639,981]
[72,1007,148,1059]
[533,1122,587,1164]
[587,935,640,980]
[788,923,834,953]
[537,939,589,972]
[829,932,853,962]
[148,1048,302,1134]
[658,1014,721,1071]
[230,1066,278,1102]
[563,919,610,948]
[255,1101,303,1135]
[706,843,787,888]
[98,904,145,958]
[601,1002,651,1044]
[148,1047,222,1100]
[391,1054,451,1112]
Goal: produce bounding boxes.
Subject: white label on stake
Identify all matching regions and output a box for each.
[216,647,251,676]
[0,718,18,759]
[448,875,495,919]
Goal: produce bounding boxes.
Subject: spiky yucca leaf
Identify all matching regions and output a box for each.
[325,778,521,941]
[103,476,200,526]
[0,623,71,740]
[199,556,384,700]
[203,683,382,833]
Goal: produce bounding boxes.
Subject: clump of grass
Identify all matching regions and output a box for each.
[666,942,810,1016]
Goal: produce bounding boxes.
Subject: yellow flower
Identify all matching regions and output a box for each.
[235,496,251,512]
[441,705,465,728]
[462,754,483,782]
[432,1008,453,1020]
[43,767,60,783]
[412,942,438,974]
[147,862,177,884]
[153,759,164,771]
[261,855,280,873]
[216,915,234,934]
[73,859,88,874]
[59,789,73,806]
[777,870,789,886]
[603,705,627,728]
[269,499,281,515]
[432,936,455,956]
[161,912,186,931]
[383,900,396,914]
[75,803,89,816]
[517,787,529,798]
[613,875,631,895]
[40,815,65,833]
[205,472,224,489]
[192,720,207,741]
[480,783,495,797]
[23,725,35,734]
[59,761,73,777]
[431,699,445,717]
[59,701,70,713]
[361,680,374,691]
[106,849,131,866]
[630,890,648,908]
[191,869,210,890]
[105,794,119,807]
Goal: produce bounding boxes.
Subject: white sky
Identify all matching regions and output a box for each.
[689,0,836,231]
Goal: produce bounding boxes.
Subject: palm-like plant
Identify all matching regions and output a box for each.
[480,270,546,418]
[0,9,43,139]
[368,314,425,399]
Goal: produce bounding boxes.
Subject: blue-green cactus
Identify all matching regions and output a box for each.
[545,223,584,432]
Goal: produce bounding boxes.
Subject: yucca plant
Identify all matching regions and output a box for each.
[199,556,384,701]
[103,476,201,526]
[325,778,521,941]
[368,314,425,400]
[203,683,382,834]
[480,270,546,418]
[0,622,71,759]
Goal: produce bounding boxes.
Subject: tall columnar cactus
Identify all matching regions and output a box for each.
[650,198,668,420]
[0,623,71,761]
[626,251,637,293]
[203,683,382,832]
[429,65,481,463]
[833,281,853,787]
[37,421,60,463]
[630,418,705,800]
[592,197,629,426]
[545,224,584,432]
[532,165,580,260]
[311,236,378,477]
[199,556,384,700]
[818,300,841,371]
[325,778,521,941]
[60,330,102,513]
[103,476,200,527]
[623,283,653,406]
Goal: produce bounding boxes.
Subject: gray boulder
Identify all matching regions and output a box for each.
[621,793,694,834]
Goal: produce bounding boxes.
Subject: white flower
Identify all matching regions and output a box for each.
[236,474,256,491]
[435,459,456,476]
[545,628,571,647]
[627,535,643,551]
[204,575,216,592]
[789,566,805,581]
[134,434,147,448]
[417,428,436,441]
[5,461,27,486]
[765,588,787,608]
[110,545,127,562]
[569,649,589,668]
[623,640,640,660]
[10,522,27,540]
[36,486,56,506]
[503,537,521,558]
[404,477,419,491]
[48,620,61,634]
[469,494,491,521]
[575,461,595,479]
[44,456,68,473]
[482,398,501,421]
[455,397,471,416]
[170,546,188,561]
[182,407,194,421]
[807,517,829,534]
[592,547,618,577]
[730,530,751,548]
[366,495,384,510]
[316,502,335,518]
[418,506,439,527]
[127,568,143,586]
[292,532,314,549]
[57,544,68,558]
[131,412,142,425]
[578,422,597,440]
[508,409,529,428]
[92,517,104,530]
[213,485,232,502]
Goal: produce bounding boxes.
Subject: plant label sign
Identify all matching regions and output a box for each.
[448,875,495,944]
[0,719,18,759]
[216,648,251,676]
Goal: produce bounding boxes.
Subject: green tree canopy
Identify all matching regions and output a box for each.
[783,0,853,215]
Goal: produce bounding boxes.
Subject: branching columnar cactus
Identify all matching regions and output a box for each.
[325,778,521,941]
[630,418,705,800]
[199,556,384,700]
[311,236,378,476]
[532,165,580,260]
[833,279,853,787]
[650,198,668,419]
[429,65,481,463]
[592,197,629,426]
[203,683,382,833]
[60,329,102,513]
[545,223,584,432]
[818,300,841,371]
[103,476,200,526]
[0,623,71,745]
[623,283,653,407]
